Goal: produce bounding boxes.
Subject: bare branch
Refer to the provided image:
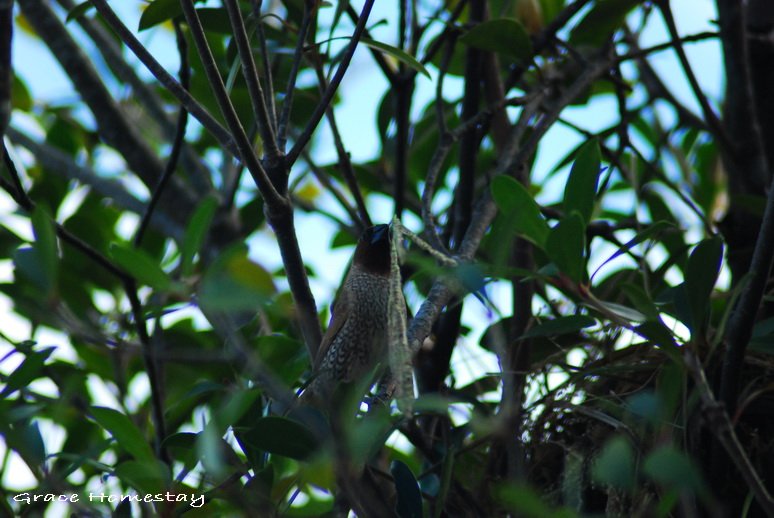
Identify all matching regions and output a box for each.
[286,0,376,166]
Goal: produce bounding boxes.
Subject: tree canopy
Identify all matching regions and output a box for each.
[2,0,774,516]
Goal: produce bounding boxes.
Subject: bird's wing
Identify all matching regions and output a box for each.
[313,279,351,369]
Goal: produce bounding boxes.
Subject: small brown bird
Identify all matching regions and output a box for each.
[301,224,392,404]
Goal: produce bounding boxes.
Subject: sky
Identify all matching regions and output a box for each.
[2,0,722,503]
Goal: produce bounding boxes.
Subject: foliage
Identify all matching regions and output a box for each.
[2,0,774,516]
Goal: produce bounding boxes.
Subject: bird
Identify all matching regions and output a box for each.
[300,224,392,406]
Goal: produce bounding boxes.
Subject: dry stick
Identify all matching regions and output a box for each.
[277,2,313,151]
[223,0,281,161]
[179,0,283,206]
[685,352,774,515]
[89,0,238,158]
[134,21,190,248]
[286,0,376,166]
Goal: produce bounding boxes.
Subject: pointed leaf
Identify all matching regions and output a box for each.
[546,212,586,282]
[564,139,601,225]
[643,445,705,493]
[491,176,549,247]
[0,346,55,397]
[198,244,275,312]
[237,416,318,461]
[592,436,636,490]
[391,460,423,518]
[114,459,170,494]
[460,18,532,61]
[31,206,58,294]
[685,238,723,333]
[180,195,218,277]
[521,315,596,339]
[361,38,430,78]
[110,243,172,291]
[90,406,156,463]
[570,0,640,47]
[139,0,181,31]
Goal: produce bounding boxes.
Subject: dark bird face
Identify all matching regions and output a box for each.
[353,224,391,275]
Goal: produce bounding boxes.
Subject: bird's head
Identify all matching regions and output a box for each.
[353,224,391,275]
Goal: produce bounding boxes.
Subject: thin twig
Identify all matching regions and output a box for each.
[307,46,371,229]
[250,0,278,131]
[125,282,170,465]
[277,2,313,151]
[685,352,774,515]
[223,0,281,160]
[89,0,239,157]
[655,2,731,153]
[286,0,376,165]
[178,0,283,206]
[134,21,190,248]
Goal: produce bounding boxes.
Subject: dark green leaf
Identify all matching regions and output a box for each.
[522,315,595,339]
[564,139,601,224]
[0,346,55,397]
[65,1,94,23]
[30,206,58,295]
[546,212,586,282]
[491,176,549,247]
[109,243,172,292]
[570,0,640,47]
[391,460,423,518]
[592,436,636,491]
[238,416,318,461]
[139,0,181,31]
[180,195,218,277]
[643,445,705,493]
[685,238,723,334]
[90,406,156,463]
[592,222,673,282]
[198,244,275,312]
[361,38,430,78]
[114,459,170,494]
[460,18,533,61]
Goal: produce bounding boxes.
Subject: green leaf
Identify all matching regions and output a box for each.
[237,416,318,461]
[3,420,47,471]
[592,220,675,282]
[114,459,170,494]
[592,436,636,491]
[685,238,723,334]
[180,195,218,277]
[198,244,275,312]
[564,139,601,225]
[361,38,430,79]
[569,0,640,47]
[139,0,181,31]
[109,243,172,291]
[460,18,533,61]
[546,212,586,282]
[90,406,156,463]
[391,460,423,518]
[65,1,94,23]
[643,445,705,493]
[522,315,596,339]
[0,346,55,397]
[491,176,550,247]
[31,205,58,294]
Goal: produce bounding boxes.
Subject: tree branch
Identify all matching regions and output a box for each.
[286,0,375,166]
